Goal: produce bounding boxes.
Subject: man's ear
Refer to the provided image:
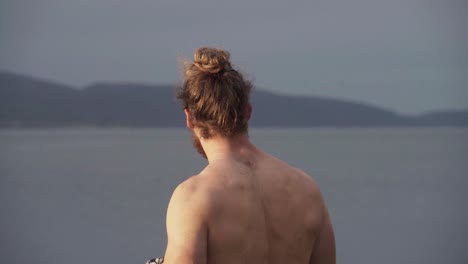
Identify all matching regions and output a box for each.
[184,109,194,129]
[247,103,253,120]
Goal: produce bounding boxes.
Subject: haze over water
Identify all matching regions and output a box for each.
[1,128,467,264]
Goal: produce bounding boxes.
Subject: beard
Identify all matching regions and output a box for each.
[191,130,207,159]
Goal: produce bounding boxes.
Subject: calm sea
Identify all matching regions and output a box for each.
[1,128,467,264]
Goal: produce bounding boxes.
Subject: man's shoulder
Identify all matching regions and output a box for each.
[293,166,320,185]
[173,174,210,199]
[265,152,320,188]
[273,159,323,201]
[171,173,219,205]
[167,175,214,221]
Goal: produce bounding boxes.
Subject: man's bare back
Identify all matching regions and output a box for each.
[164,145,335,264]
[162,46,335,264]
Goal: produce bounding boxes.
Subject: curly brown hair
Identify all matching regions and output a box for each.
[177,47,253,139]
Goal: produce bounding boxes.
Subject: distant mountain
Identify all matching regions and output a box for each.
[1,71,467,128]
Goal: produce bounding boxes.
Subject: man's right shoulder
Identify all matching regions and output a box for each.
[266,152,319,184]
[292,166,321,187]
[288,167,324,209]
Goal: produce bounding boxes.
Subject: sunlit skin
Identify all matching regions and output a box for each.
[163,106,336,264]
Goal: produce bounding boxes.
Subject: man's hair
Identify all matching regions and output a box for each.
[177,47,253,139]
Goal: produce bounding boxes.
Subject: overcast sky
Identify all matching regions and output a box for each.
[1,0,467,114]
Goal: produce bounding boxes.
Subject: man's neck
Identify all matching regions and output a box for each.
[199,133,257,163]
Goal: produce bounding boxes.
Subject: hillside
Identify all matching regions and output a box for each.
[1,71,467,128]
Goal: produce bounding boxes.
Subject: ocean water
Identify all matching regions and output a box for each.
[0,128,467,264]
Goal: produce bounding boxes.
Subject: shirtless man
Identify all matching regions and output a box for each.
[162,47,335,264]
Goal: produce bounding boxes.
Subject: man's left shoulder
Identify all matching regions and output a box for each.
[174,173,212,196]
[169,174,214,214]
[164,175,211,263]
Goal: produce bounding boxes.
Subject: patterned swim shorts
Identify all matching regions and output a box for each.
[146,257,164,264]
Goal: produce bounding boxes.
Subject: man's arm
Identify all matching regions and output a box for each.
[164,179,209,264]
[309,206,336,264]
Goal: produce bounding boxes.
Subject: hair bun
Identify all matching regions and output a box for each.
[193,47,232,74]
